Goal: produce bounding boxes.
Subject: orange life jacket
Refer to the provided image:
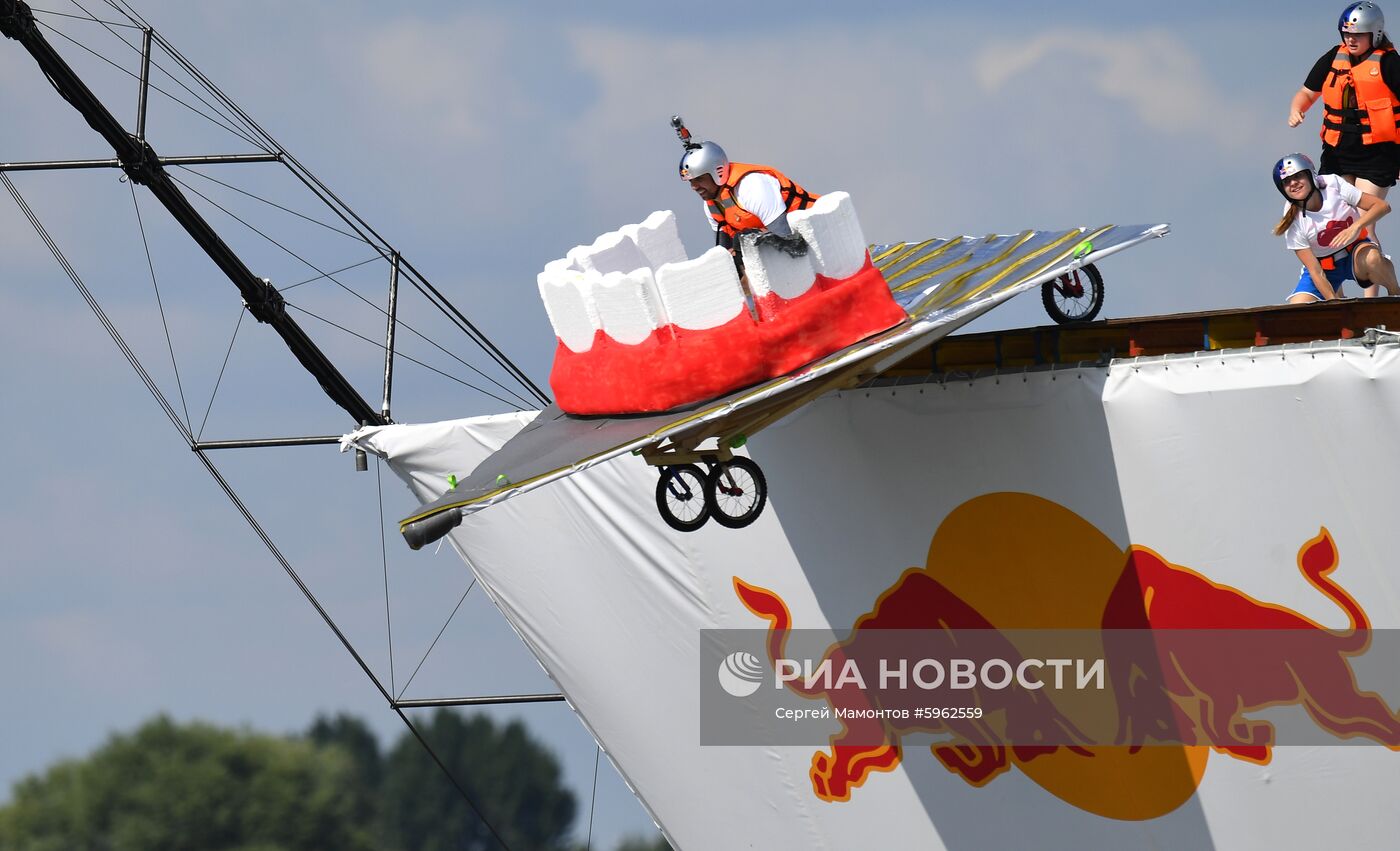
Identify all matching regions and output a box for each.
[1321,44,1400,146]
[706,162,819,237]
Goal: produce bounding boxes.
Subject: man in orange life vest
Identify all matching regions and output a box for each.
[1289,3,1400,207]
[1287,2,1400,294]
[672,117,819,251]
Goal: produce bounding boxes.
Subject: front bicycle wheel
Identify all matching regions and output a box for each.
[705,457,768,529]
[656,465,710,532]
[1041,263,1104,324]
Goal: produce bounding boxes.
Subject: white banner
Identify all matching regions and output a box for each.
[361,342,1400,851]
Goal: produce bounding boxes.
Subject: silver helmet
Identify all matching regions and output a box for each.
[679,141,729,184]
[1339,2,1386,41]
[1273,152,1317,200]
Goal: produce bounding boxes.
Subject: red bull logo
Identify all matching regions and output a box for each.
[733,492,1400,820]
[1101,530,1400,764]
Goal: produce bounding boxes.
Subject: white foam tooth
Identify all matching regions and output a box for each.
[537,264,601,353]
[788,190,867,280]
[545,256,582,274]
[621,210,687,269]
[565,243,591,270]
[740,232,816,301]
[574,229,651,276]
[593,267,667,345]
[655,246,747,330]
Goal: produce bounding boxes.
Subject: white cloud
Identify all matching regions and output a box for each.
[352,16,519,146]
[556,20,1308,313]
[981,28,1270,151]
[23,611,160,692]
[563,25,959,244]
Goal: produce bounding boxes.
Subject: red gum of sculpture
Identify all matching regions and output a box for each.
[550,254,908,415]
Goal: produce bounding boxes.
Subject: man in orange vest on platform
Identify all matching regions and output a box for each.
[672,116,819,251]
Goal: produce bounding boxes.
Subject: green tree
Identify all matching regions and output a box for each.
[0,715,376,851]
[379,711,576,851]
[306,712,382,792]
[1,711,587,851]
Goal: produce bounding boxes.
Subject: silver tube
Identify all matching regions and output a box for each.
[393,694,566,708]
[0,158,120,172]
[194,435,342,450]
[381,252,400,421]
[0,154,280,172]
[136,28,152,140]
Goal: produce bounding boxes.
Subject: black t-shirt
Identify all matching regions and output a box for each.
[1305,47,1400,148]
[1306,46,1400,91]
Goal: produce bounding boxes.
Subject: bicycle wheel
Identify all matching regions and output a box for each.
[705,457,768,529]
[1041,263,1104,324]
[656,465,710,532]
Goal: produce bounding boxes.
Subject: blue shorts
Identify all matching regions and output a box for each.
[1291,240,1376,301]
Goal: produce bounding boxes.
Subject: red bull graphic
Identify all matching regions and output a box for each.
[734,492,1400,821]
[1102,530,1400,763]
[734,575,1095,800]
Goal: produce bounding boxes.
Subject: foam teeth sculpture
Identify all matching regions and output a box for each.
[539,198,907,415]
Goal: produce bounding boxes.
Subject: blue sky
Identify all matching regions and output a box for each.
[0,1,1367,846]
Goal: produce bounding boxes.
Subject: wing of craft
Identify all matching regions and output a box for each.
[384,222,1168,547]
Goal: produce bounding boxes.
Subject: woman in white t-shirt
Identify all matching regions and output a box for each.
[1274,152,1400,302]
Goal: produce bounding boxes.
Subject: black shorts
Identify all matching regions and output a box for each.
[1319,141,1400,187]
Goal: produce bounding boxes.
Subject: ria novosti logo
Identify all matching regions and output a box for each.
[717,651,765,697]
[716,640,1106,700]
